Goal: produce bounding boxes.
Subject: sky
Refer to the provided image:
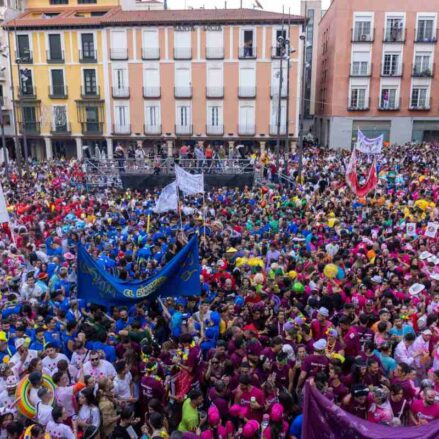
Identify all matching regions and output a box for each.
[167,0,331,14]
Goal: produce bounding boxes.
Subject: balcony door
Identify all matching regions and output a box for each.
[48,34,62,60]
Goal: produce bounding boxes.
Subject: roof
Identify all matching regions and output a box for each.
[4,7,304,29]
[3,6,119,29]
[103,8,304,26]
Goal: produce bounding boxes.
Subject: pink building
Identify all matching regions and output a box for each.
[103,7,304,156]
[315,0,439,149]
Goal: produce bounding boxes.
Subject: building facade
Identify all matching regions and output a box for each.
[4,3,304,160]
[315,0,439,149]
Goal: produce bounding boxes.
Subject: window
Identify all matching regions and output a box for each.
[174,30,191,59]
[206,30,224,58]
[110,30,127,60]
[114,69,126,89]
[142,29,160,59]
[52,105,67,131]
[382,53,400,75]
[48,34,63,61]
[83,69,96,95]
[241,29,255,57]
[16,35,31,62]
[410,87,428,108]
[239,64,256,97]
[85,106,99,132]
[175,64,192,97]
[270,100,287,133]
[78,0,96,4]
[380,88,397,109]
[50,69,65,95]
[115,105,129,129]
[178,105,190,126]
[353,19,372,41]
[81,34,95,59]
[22,106,36,130]
[50,0,68,4]
[209,106,220,126]
[19,68,33,95]
[350,88,366,108]
[384,17,404,41]
[239,103,255,134]
[145,105,160,126]
[417,18,435,41]
[351,51,370,75]
[414,53,432,75]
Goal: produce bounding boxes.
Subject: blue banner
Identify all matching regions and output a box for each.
[77,236,201,306]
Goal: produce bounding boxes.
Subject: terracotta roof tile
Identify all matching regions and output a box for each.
[3,6,304,29]
[103,8,304,25]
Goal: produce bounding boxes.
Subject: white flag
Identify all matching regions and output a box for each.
[154,181,178,213]
[425,222,438,239]
[406,223,416,236]
[0,184,9,223]
[175,164,204,195]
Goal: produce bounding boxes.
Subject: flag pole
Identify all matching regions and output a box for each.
[202,187,207,250]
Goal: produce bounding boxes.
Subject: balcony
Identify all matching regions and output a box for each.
[347,97,370,111]
[174,47,192,60]
[351,28,374,42]
[46,50,65,63]
[0,70,6,81]
[112,86,130,98]
[349,62,372,77]
[206,124,224,135]
[113,124,131,135]
[0,97,10,108]
[206,86,224,98]
[206,47,224,59]
[415,28,437,43]
[175,124,193,135]
[378,97,400,111]
[383,27,406,43]
[269,124,287,135]
[238,86,256,98]
[174,86,192,98]
[381,63,403,77]
[238,124,256,135]
[143,87,161,98]
[270,85,287,97]
[412,64,434,77]
[20,121,40,134]
[409,97,431,111]
[271,46,287,58]
[239,46,257,59]
[144,124,162,135]
[51,122,71,135]
[142,47,160,60]
[16,51,33,64]
[49,85,68,99]
[81,122,103,135]
[79,50,97,63]
[17,86,37,99]
[80,86,100,99]
[110,48,128,60]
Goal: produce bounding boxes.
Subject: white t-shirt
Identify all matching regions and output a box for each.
[0,390,17,415]
[113,371,133,400]
[42,353,70,375]
[29,386,41,407]
[83,359,116,380]
[9,349,38,372]
[78,405,101,427]
[36,401,53,426]
[55,385,77,417]
[46,421,75,439]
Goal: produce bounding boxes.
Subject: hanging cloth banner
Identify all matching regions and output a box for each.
[154,181,178,213]
[345,149,378,197]
[175,164,205,196]
[356,129,383,155]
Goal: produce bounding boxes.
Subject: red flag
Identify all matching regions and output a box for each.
[346,150,378,197]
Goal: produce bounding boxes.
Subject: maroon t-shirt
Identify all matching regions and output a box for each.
[301,354,329,377]
[391,378,417,401]
[140,375,164,402]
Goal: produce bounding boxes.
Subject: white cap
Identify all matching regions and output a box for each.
[313,339,327,351]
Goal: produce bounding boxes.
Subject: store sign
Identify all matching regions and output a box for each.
[174,25,222,32]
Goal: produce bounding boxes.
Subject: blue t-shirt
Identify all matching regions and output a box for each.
[289,414,303,439]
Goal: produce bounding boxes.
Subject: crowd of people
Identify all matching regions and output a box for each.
[0,142,437,439]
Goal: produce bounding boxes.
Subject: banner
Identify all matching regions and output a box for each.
[425,222,438,239]
[154,181,178,213]
[0,184,9,224]
[77,236,201,306]
[175,164,204,195]
[406,223,416,236]
[356,130,383,155]
[345,150,378,197]
[303,382,439,439]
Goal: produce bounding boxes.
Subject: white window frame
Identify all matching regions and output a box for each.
[45,32,65,61]
[144,101,161,127]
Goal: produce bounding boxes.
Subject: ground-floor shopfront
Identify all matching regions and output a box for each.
[315,117,439,149]
[3,135,297,161]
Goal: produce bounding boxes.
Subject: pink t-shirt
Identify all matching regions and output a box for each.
[262,421,289,439]
[200,422,234,439]
[411,399,439,423]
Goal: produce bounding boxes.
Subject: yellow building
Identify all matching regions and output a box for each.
[6,5,117,158]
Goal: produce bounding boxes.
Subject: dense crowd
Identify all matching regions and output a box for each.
[0,142,438,439]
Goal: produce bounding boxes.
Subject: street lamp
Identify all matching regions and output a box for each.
[16,57,30,174]
[275,34,289,172]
